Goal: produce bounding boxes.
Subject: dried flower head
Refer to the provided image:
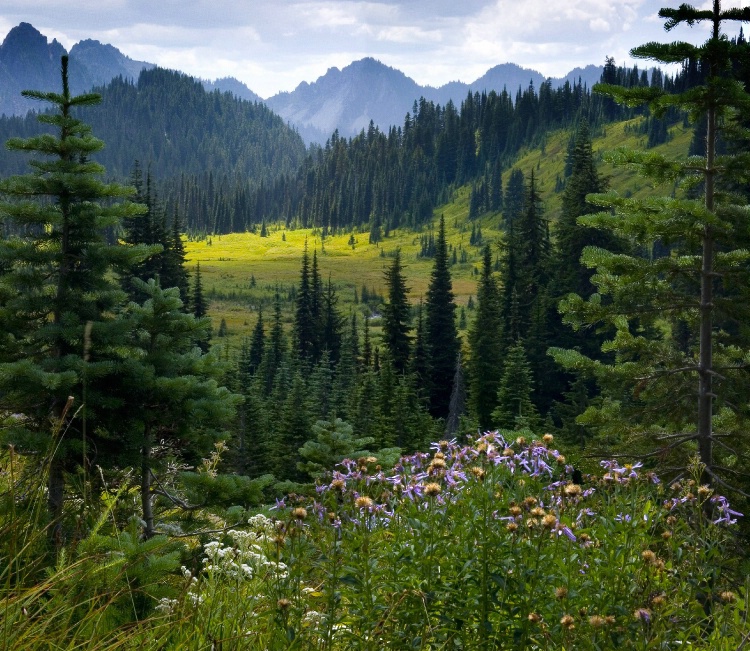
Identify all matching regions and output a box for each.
[470,466,485,480]
[506,522,519,533]
[503,447,515,457]
[531,507,546,517]
[528,612,542,623]
[433,451,446,460]
[292,507,308,521]
[588,615,606,628]
[720,591,736,603]
[560,614,575,629]
[509,506,523,517]
[277,598,291,610]
[698,484,713,498]
[425,482,442,497]
[516,436,526,446]
[556,455,566,464]
[651,594,666,607]
[523,496,538,507]
[543,514,558,529]
[543,433,554,444]
[555,587,569,600]
[355,496,374,510]
[331,479,345,491]
[564,483,582,497]
[661,530,672,540]
[641,550,657,565]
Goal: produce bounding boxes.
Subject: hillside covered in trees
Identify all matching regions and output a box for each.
[1,2,750,648]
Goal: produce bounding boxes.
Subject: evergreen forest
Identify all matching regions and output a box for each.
[1,3,750,649]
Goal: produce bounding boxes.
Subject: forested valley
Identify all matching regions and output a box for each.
[2,3,750,649]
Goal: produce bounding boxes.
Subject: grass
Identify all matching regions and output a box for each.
[184,117,694,353]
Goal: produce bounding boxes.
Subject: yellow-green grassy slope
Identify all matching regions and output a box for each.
[184,117,693,351]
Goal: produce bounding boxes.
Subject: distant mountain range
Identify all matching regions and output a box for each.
[0,22,603,145]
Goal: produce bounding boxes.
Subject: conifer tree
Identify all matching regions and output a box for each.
[248,309,265,377]
[192,262,208,318]
[382,249,411,373]
[119,279,238,537]
[492,340,540,431]
[0,56,148,527]
[552,1,750,487]
[294,241,316,362]
[425,215,460,418]
[468,245,503,430]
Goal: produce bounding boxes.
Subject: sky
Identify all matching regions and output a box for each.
[0,1,745,99]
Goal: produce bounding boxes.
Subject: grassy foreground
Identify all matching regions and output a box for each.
[2,433,747,649]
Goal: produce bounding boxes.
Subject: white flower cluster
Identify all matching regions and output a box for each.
[200,524,287,582]
[154,597,178,615]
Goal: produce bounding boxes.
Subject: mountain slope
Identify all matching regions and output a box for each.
[0,23,156,117]
[0,66,307,183]
[266,58,603,144]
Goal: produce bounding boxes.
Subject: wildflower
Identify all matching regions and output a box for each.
[292,507,308,521]
[720,591,736,603]
[470,466,485,480]
[355,496,374,510]
[564,483,582,497]
[503,447,514,457]
[516,436,526,446]
[531,507,546,517]
[560,614,575,629]
[698,484,713,498]
[425,482,442,497]
[555,587,568,599]
[588,615,606,628]
[428,457,447,473]
[661,531,672,540]
[542,514,558,529]
[556,455,566,465]
[277,598,291,610]
[710,495,743,525]
[634,608,651,623]
[543,433,554,444]
[605,616,616,625]
[506,522,518,533]
[509,505,523,517]
[528,612,542,623]
[651,594,666,607]
[330,479,345,491]
[641,550,657,565]
[523,496,538,507]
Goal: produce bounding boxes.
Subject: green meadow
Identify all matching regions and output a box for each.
[185,117,694,351]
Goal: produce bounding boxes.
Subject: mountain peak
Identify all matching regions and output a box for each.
[0,21,65,56]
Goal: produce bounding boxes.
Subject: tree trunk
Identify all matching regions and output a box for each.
[141,423,155,538]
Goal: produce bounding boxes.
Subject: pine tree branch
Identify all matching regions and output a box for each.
[150,471,201,511]
[705,468,750,498]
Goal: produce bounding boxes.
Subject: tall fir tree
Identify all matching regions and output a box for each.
[468,245,503,430]
[0,56,148,527]
[382,249,412,373]
[425,215,460,418]
[552,1,750,488]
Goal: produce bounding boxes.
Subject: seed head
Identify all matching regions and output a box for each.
[355,496,374,510]
[555,587,568,599]
[564,483,582,497]
[588,615,606,628]
[543,433,554,444]
[425,482,442,497]
[292,507,308,521]
[720,591,736,603]
[560,614,575,629]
